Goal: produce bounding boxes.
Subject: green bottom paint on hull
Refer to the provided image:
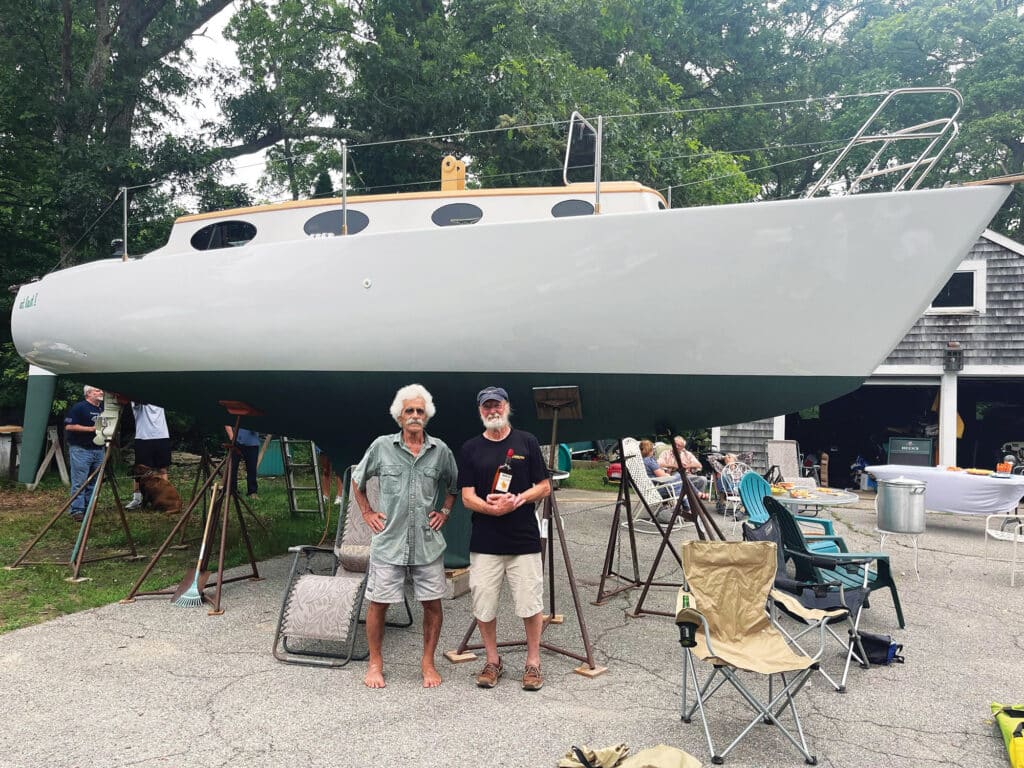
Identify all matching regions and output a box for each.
[83,370,863,466]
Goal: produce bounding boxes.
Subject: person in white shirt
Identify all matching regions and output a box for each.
[657,435,709,499]
[125,402,171,510]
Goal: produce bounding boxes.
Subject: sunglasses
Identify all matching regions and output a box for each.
[403,407,426,416]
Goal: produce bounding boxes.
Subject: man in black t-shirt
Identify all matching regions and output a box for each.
[63,385,105,521]
[458,386,550,691]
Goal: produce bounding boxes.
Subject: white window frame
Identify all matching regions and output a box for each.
[926,259,986,315]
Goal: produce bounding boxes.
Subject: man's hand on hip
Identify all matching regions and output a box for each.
[362,508,386,533]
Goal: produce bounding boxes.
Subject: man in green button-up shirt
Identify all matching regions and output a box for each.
[352,384,457,690]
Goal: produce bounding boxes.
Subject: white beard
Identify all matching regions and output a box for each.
[482,413,509,431]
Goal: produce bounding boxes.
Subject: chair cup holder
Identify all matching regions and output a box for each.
[678,622,698,647]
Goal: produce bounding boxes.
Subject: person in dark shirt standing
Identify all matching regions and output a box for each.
[64,385,105,521]
[224,425,261,498]
[458,386,551,691]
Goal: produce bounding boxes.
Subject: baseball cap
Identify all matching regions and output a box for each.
[477,386,509,406]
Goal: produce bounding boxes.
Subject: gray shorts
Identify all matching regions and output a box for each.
[364,555,446,604]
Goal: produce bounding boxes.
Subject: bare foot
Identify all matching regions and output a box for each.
[364,664,385,688]
[422,661,442,688]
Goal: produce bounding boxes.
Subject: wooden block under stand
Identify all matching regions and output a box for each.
[443,567,471,600]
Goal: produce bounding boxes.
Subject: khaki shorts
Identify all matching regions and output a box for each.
[365,555,446,604]
[469,552,543,621]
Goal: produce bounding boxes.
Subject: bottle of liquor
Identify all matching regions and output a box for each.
[491,448,514,493]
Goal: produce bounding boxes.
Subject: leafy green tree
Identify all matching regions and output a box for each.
[831,0,1024,234]
[221,0,355,200]
[312,171,335,198]
[4,0,1024,415]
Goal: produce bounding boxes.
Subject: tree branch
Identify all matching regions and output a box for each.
[85,0,114,93]
[135,0,234,68]
[210,125,371,163]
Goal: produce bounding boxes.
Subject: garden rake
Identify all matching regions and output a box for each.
[173,482,220,607]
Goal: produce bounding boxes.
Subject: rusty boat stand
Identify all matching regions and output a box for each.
[121,405,262,615]
[594,439,725,617]
[5,412,141,582]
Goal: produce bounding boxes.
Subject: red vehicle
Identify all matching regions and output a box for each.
[604,462,622,485]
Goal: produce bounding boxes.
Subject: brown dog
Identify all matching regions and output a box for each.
[132,464,182,515]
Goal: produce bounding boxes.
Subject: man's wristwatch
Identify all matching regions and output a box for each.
[438,507,451,517]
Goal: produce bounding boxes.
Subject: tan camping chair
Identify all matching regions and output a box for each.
[676,541,826,765]
[271,467,411,667]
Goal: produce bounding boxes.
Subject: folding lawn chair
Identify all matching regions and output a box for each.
[675,541,825,765]
[764,440,817,490]
[271,467,412,667]
[620,436,683,528]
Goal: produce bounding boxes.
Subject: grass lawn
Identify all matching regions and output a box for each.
[0,456,615,635]
[0,459,328,635]
[558,462,619,493]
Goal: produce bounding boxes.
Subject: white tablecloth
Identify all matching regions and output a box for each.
[866,464,1024,516]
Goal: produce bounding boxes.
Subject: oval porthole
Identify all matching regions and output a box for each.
[303,209,369,236]
[190,220,257,251]
[431,203,483,227]
[551,199,595,218]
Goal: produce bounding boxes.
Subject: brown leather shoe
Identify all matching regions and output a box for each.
[475,658,503,688]
[522,663,543,691]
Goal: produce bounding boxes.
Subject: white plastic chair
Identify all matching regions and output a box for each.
[985,514,1024,586]
[719,461,751,534]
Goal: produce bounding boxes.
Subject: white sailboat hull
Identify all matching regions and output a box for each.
[12,184,1011,461]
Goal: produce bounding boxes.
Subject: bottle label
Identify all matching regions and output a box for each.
[495,470,512,493]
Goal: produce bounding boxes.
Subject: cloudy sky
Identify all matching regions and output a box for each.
[182,5,267,192]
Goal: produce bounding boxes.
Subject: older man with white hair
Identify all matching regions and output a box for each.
[352,383,458,689]
[63,385,105,521]
[458,386,551,691]
[658,435,709,499]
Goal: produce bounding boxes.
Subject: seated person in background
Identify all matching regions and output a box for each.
[657,435,709,499]
[710,452,737,512]
[640,439,683,499]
